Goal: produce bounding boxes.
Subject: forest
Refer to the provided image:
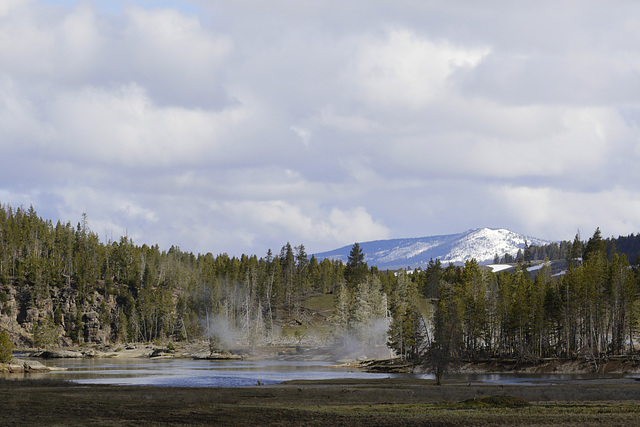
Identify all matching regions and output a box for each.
[1,204,639,368]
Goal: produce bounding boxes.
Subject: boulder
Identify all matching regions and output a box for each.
[0,362,23,373]
[39,350,84,358]
[22,359,50,372]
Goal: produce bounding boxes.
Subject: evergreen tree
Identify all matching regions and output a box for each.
[0,330,13,363]
[32,315,58,349]
[423,282,462,385]
[344,243,367,287]
[568,231,583,266]
[387,271,424,361]
[583,227,607,261]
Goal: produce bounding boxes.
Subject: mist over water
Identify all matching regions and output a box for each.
[335,317,392,361]
[205,315,240,351]
[202,311,391,362]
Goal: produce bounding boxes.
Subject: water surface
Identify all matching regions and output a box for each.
[17,358,639,387]
[34,358,401,387]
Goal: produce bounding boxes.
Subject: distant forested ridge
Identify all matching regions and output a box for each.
[523,230,640,265]
[1,204,639,366]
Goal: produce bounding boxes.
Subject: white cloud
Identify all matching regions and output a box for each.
[117,201,158,223]
[2,1,640,257]
[219,201,389,249]
[119,6,233,105]
[493,186,640,241]
[290,125,311,147]
[0,0,25,17]
[46,83,249,167]
[353,29,490,110]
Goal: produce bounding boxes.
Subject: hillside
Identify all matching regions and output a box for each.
[314,228,552,269]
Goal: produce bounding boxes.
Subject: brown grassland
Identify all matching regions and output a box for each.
[2,377,640,426]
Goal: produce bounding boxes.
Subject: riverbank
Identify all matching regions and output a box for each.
[13,342,640,375]
[358,356,640,375]
[1,377,640,425]
[16,342,374,362]
[16,341,242,360]
[0,358,63,373]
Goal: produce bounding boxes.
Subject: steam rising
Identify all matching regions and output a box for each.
[205,315,239,352]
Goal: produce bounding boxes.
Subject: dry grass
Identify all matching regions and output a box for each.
[2,377,640,425]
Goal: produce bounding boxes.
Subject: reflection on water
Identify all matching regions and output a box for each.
[29,358,403,387]
[15,358,637,387]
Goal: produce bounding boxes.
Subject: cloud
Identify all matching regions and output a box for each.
[352,29,490,110]
[290,125,311,147]
[47,83,249,167]
[2,1,640,257]
[493,186,640,241]
[218,201,389,248]
[0,0,25,17]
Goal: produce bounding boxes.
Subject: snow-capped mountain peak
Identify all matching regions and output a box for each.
[314,228,552,269]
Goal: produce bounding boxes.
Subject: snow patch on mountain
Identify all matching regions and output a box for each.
[486,264,513,273]
[314,228,553,270]
[376,241,440,263]
[441,228,548,264]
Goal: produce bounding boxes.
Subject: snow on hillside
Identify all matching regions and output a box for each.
[441,228,548,264]
[486,264,513,273]
[314,228,553,270]
[375,241,440,263]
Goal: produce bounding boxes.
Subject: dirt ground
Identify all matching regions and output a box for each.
[2,377,640,426]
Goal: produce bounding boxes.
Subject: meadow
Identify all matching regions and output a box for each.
[2,377,640,425]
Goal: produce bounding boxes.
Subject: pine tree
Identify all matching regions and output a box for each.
[344,243,367,287]
[0,330,13,363]
[583,227,607,261]
[387,271,424,361]
[423,282,462,385]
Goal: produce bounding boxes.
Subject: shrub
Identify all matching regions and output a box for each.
[0,330,14,363]
[33,316,58,349]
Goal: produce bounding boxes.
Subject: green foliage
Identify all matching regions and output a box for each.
[32,316,58,349]
[415,228,640,366]
[388,271,425,362]
[1,203,639,362]
[422,281,463,384]
[344,243,368,287]
[0,330,13,363]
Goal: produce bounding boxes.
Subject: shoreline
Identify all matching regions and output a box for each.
[357,356,640,375]
[6,342,640,375]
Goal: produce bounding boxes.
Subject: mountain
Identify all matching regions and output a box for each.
[314,228,553,270]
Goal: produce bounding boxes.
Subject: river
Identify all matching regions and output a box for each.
[11,357,639,387]
[21,358,406,387]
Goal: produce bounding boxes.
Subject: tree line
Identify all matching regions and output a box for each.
[401,229,640,384]
[1,204,639,369]
[497,229,640,265]
[0,205,392,347]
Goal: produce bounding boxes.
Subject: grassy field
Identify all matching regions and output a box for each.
[2,377,640,425]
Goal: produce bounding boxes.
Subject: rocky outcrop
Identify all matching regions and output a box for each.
[0,359,60,373]
[0,282,116,348]
[191,351,243,360]
[37,350,85,358]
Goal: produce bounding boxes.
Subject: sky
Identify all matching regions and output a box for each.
[2,0,640,257]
